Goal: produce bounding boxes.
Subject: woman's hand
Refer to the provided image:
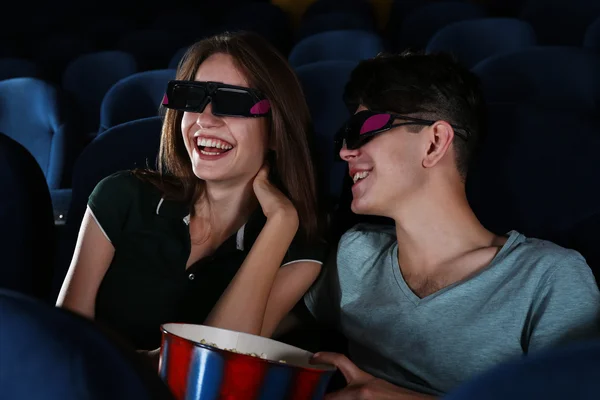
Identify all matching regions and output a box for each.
[203,162,301,335]
[253,163,298,223]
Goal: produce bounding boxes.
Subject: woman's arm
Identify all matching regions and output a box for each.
[204,211,299,335]
[260,260,321,337]
[56,207,115,318]
[205,163,324,336]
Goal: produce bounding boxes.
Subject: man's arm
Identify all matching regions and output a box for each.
[527,254,600,353]
[303,246,342,326]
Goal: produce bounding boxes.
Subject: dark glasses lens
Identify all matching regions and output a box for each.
[164,83,208,111]
[212,87,270,117]
[334,111,394,154]
[162,81,270,117]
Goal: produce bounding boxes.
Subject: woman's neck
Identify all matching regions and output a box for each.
[193,179,258,241]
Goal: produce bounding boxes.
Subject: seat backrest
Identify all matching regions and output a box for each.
[289,29,384,68]
[99,69,175,133]
[475,0,527,16]
[294,60,357,201]
[472,46,600,112]
[54,117,163,299]
[116,30,185,71]
[222,2,292,54]
[302,0,375,21]
[426,18,536,68]
[0,77,78,189]
[443,339,600,400]
[83,16,135,50]
[296,11,375,42]
[0,289,175,400]
[520,0,600,45]
[466,103,600,280]
[0,58,40,80]
[584,16,600,52]
[396,2,487,50]
[68,116,163,238]
[151,12,212,44]
[63,51,138,134]
[33,34,95,83]
[0,133,54,299]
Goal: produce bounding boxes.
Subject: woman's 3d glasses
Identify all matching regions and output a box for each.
[334,110,471,154]
[161,80,271,118]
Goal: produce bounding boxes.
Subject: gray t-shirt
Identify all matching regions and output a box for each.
[304,224,600,396]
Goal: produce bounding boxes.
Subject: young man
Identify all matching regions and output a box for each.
[304,52,600,399]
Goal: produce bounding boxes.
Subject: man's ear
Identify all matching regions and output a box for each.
[422,121,454,169]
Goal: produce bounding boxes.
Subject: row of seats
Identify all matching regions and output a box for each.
[3,52,599,300]
[1,0,598,195]
[389,0,600,48]
[2,16,599,193]
[0,0,598,304]
[0,289,175,399]
[3,284,600,400]
[1,2,289,77]
[6,9,600,83]
[4,0,600,84]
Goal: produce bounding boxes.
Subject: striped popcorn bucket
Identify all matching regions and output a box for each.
[159,323,336,400]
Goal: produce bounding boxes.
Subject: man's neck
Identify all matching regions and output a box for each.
[390,182,502,280]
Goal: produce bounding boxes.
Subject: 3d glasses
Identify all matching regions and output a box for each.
[162,80,271,118]
[334,110,471,154]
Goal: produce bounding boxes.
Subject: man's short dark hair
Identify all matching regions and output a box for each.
[343,51,486,180]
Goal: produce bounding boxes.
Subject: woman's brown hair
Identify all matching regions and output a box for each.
[134,31,323,241]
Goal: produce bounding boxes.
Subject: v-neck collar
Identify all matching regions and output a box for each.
[391,231,522,306]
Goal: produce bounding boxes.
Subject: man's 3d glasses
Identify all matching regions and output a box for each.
[334,110,471,155]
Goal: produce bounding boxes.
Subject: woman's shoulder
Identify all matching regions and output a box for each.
[87,170,170,244]
[89,170,162,209]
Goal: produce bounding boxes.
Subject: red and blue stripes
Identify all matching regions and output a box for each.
[160,334,333,400]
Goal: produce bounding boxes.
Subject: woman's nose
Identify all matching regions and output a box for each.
[195,102,221,128]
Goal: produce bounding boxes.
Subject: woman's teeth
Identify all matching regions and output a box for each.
[196,137,233,150]
[353,171,370,183]
[196,137,233,155]
[201,149,222,155]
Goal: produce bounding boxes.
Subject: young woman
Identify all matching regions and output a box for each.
[56,31,327,353]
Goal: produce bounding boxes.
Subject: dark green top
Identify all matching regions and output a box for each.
[88,171,327,350]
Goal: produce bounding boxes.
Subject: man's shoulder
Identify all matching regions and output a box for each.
[507,231,587,266]
[501,231,592,284]
[337,223,397,264]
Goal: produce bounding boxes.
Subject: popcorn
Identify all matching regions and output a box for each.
[199,339,218,347]
[199,339,286,363]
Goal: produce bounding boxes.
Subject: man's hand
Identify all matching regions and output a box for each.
[311,352,436,400]
[136,348,160,372]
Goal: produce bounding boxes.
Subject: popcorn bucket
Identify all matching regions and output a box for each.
[159,323,336,400]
